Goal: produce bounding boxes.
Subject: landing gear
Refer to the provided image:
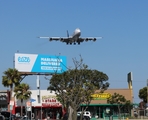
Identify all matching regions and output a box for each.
[66,42,80,45]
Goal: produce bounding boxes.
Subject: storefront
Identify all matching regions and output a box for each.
[80,72,133,118]
[80,89,133,118]
[12,88,133,119]
[13,90,63,119]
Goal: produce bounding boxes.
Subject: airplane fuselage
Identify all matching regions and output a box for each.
[69,28,81,44]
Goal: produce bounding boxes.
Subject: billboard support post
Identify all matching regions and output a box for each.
[37,75,40,103]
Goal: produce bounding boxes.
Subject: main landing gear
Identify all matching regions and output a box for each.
[66,42,80,45]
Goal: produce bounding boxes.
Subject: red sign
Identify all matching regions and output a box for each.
[42,95,62,107]
[42,102,62,107]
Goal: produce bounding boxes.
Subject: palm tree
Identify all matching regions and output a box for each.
[14,83,32,116]
[2,68,22,100]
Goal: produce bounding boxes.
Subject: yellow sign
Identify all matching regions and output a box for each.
[91,93,111,100]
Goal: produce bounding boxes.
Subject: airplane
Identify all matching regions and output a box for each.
[38,28,102,45]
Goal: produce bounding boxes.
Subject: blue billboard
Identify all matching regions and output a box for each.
[15,53,67,74]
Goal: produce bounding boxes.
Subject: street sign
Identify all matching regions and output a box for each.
[30,98,36,102]
[26,101,31,107]
[10,100,14,106]
[10,105,13,110]
[26,106,31,111]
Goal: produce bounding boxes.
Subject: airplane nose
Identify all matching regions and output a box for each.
[75,28,81,33]
[73,28,81,36]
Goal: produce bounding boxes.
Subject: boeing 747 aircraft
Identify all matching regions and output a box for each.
[38,28,102,45]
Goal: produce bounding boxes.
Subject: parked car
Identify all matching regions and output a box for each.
[77,115,90,120]
[0,115,5,120]
[0,111,15,120]
[77,111,91,119]
[20,115,28,120]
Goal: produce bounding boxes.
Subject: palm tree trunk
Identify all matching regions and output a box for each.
[21,99,23,117]
[10,86,13,100]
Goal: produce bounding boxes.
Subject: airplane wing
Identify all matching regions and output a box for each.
[78,37,103,42]
[38,36,102,45]
[38,37,70,42]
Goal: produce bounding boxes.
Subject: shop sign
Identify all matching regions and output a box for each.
[42,95,62,107]
[91,93,111,100]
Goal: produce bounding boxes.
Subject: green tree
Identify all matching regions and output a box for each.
[139,87,147,103]
[14,83,32,116]
[2,68,22,100]
[107,93,132,119]
[123,100,133,116]
[47,58,109,120]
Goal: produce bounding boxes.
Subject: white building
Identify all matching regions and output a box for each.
[12,90,63,119]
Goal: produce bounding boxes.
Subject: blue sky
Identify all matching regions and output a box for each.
[0,1,148,103]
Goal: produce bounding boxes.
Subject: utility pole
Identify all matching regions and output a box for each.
[147,79,148,108]
[146,79,148,117]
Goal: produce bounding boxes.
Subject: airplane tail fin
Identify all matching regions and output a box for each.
[67,30,69,38]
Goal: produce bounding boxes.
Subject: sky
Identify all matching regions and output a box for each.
[0,1,148,103]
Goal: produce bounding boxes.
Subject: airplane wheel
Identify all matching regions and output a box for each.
[78,42,80,45]
[74,43,76,45]
[70,43,72,45]
[66,42,69,45]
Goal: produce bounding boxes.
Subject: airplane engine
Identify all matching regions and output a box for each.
[60,38,64,42]
[93,38,96,41]
[85,38,88,41]
[49,38,53,41]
